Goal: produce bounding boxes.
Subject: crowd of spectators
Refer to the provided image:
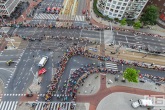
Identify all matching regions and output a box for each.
[44,43,165,102]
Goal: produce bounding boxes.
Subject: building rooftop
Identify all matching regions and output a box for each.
[0,0,7,4]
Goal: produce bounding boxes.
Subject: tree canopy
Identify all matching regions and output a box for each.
[133,20,142,29]
[123,67,140,83]
[140,5,159,25]
[120,18,127,26]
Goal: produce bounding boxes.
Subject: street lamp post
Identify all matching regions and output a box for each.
[121,64,123,74]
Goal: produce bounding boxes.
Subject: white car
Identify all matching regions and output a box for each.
[132,101,140,108]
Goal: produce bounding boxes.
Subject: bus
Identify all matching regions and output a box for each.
[38,56,48,67]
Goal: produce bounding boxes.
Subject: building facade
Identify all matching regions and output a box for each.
[97,0,149,20]
[0,0,21,16]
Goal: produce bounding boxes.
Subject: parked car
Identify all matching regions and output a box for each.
[38,68,47,76]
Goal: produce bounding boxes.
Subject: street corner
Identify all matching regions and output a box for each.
[77,74,100,95]
[75,103,90,110]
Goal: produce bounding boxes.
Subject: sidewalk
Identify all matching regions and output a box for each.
[77,80,165,110]
[11,0,42,24]
[87,0,165,37]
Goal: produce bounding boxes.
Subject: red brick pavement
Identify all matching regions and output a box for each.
[99,44,105,56]
[18,74,165,110]
[12,0,42,23]
[76,85,165,110]
[0,37,8,51]
[19,94,38,102]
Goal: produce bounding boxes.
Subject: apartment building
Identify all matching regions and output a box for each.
[0,0,21,16]
[97,0,149,20]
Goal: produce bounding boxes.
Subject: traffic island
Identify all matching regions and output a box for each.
[106,74,165,93]
[77,74,100,95]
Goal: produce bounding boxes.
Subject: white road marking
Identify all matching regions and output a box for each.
[22,87,24,91]
[0,68,13,73]
[125,36,128,43]
[100,31,101,43]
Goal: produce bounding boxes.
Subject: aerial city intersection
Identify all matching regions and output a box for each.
[0,0,165,110]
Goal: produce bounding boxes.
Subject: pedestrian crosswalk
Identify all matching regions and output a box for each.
[58,15,86,22]
[33,13,58,20]
[105,62,118,71]
[58,15,75,21]
[56,21,64,27]
[35,102,75,110]
[75,15,85,22]
[0,101,18,110]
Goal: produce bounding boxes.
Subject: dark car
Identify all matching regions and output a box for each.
[29,38,35,41]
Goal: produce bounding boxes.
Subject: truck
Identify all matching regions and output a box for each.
[38,56,48,67]
[132,99,154,109]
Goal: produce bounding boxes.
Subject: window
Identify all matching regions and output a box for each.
[116,6,120,9]
[113,1,116,4]
[113,14,117,16]
[118,2,122,5]
[121,7,125,10]
[107,3,110,6]
[106,7,109,10]
[118,14,122,17]
[123,3,127,6]
[120,11,123,14]
[110,9,113,11]
[105,11,108,14]
[109,12,112,15]
[112,5,115,8]
[115,10,118,12]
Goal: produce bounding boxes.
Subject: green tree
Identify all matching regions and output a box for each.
[123,67,140,83]
[140,5,159,25]
[120,18,127,26]
[133,20,142,29]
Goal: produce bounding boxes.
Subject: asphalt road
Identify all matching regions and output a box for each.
[114,31,165,53]
[1,26,165,102]
[8,27,165,53]
[76,0,86,16]
[36,0,63,14]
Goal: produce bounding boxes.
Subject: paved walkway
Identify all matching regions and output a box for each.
[76,74,165,110]
[87,0,165,37]
[11,0,42,24]
[96,93,146,110]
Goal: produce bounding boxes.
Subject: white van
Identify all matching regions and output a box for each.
[38,56,48,67]
[132,99,154,109]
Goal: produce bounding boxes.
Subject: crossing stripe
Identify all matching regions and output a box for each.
[33,13,58,20]
[34,102,75,110]
[0,101,18,110]
[75,15,85,21]
[58,15,75,20]
[106,62,118,71]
